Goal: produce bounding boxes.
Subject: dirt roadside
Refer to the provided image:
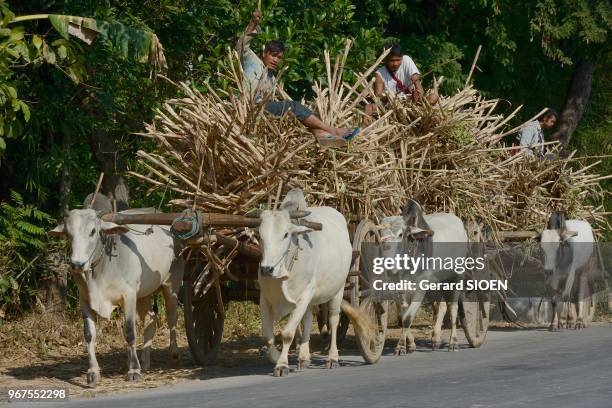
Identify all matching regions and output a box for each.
[0,301,591,400]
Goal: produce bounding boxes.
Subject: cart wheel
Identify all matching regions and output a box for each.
[460,297,490,348]
[350,219,388,364]
[183,262,224,365]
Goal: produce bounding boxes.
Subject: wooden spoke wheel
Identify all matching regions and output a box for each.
[349,219,388,364]
[460,296,490,348]
[183,261,225,366]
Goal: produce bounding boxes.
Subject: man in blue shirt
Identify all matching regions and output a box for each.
[236,9,360,146]
[517,109,558,158]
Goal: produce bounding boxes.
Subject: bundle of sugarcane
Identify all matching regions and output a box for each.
[130,41,609,238]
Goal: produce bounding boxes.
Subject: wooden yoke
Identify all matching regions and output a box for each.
[101,211,323,232]
[100,211,323,260]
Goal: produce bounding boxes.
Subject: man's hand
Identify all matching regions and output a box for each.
[245,9,262,35]
[252,9,262,24]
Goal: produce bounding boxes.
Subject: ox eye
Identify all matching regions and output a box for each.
[90,228,96,236]
[283,232,289,239]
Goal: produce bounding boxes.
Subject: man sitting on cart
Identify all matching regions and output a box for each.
[236,9,360,146]
[365,44,438,118]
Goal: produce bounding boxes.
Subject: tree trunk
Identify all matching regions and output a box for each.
[41,253,68,314]
[82,91,130,211]
[90,129,130,211]
[59,124,72,213]
[552,60,596,147]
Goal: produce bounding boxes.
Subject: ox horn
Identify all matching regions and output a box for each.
[289,210,310,219]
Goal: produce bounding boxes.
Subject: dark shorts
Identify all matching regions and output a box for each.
[265,101,313,122]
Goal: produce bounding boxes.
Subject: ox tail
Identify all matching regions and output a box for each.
[340,300,376,345]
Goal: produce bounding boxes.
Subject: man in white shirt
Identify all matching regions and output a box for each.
[516,109,558,158]
[365,44,438,120]
[374,44,424,100]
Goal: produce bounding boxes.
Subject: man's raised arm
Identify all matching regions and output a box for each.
[236,9,262,59]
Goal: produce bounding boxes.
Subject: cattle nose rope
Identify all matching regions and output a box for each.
[171,211,200,240]
[267,237,300,275]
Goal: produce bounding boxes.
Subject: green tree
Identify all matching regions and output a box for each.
[529,0,610,146]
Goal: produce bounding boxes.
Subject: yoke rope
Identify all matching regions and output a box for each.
[171,210,200,240]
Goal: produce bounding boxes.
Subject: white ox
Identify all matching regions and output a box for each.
[49,205,183,384]
[380,199,468,353]
[540,211,595,330]
[257,189,371,376]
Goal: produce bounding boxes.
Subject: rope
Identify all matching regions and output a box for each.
[171,210,200,240]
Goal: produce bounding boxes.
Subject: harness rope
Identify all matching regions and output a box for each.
[171,210,200,241]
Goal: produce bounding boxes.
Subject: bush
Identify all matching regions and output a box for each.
[0,191,54,315]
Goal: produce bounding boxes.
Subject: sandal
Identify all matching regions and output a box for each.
[343,127,361,142]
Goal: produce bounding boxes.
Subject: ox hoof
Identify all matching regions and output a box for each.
[407,345,416,353]
[431,342,441,351]
[574,321,585,330]
[325,360,339,369]
[297,360,311,371]
[273,365,290,377]
[394,347,406,356]
[448,342,458,352]
[127,370,142,381]
[86,371,99,386]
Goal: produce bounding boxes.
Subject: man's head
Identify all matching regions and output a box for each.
[262,40,285,70]
[385,44,404,73]
[538,108,558,129]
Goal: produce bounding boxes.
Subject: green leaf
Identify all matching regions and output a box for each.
[66,66,80,83]
[32,35,42,49]
[8,26,24,41]
[48,14,69,40]
[42,44,56,64]
[47,14,167,71]
[57,44,67,59]
[6,86,16,99]
[19,101,29,122]
[0,136,5,151]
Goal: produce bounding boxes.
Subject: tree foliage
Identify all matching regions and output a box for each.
[0,190,54,311]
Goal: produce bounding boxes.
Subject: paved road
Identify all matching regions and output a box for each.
[14,323,612,408]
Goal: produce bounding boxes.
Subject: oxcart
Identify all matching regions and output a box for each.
[102,211,390,365]
[101,209,503,365]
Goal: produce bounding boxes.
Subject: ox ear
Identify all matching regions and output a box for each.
[48,224,66,238]
[289,224,312,236]
[101,221,129,235]
[408,226,434,240]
